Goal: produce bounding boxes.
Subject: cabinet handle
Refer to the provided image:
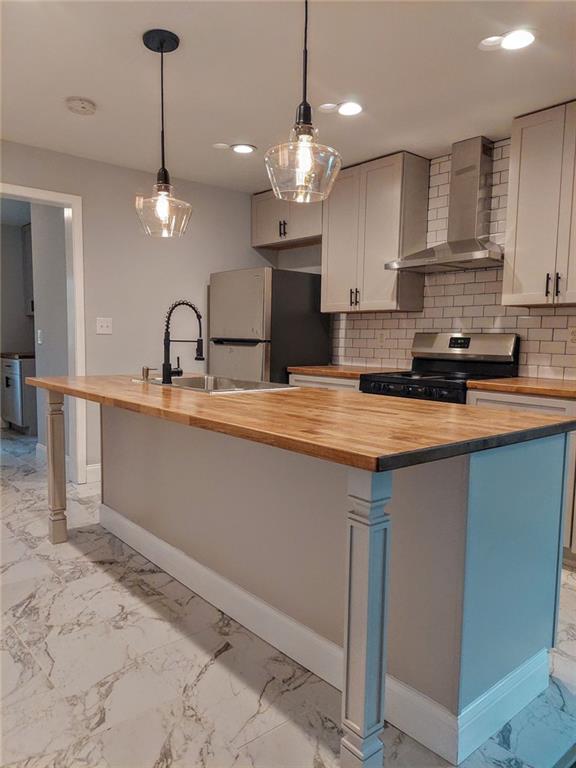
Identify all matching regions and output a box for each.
[278,220,282,238]
[349,288,354,307]
[555,272,561,297]
[545,272,551,297]
[355,288,360,306]
[282,220,288,237]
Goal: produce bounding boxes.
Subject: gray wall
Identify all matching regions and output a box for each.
[1,224,35,354]
[30,205,69,446]
[102,406,469,713]
[1,140,268,464]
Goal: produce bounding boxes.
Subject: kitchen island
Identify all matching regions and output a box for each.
[27,375,576,766]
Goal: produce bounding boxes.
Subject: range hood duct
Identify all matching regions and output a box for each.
[386,136,504,273]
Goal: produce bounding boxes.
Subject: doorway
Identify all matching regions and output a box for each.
[0,184,86,483]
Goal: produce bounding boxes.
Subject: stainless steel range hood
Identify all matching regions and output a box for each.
[386,136,504,273]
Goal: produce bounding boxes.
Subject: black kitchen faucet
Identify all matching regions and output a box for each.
[162,300,205,384]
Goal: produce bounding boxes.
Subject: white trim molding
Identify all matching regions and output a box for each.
[86,463,102,484]
[99,503,342,689]
[0,182,87,484]
[35,440,100,483]
[456,649,549,763]
[99,503,549,766]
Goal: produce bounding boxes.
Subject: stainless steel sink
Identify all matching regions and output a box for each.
[151,375,294,394]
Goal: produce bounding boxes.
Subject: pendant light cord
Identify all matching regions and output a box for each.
[302,0,308,105]
[160,47,166,172]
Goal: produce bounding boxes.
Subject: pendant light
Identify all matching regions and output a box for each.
[264,0,341,204]
[135,29,192,238]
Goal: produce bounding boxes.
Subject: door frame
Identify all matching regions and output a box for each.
[0,182,87,484]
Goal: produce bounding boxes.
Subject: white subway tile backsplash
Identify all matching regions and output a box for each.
[332,137,576,380]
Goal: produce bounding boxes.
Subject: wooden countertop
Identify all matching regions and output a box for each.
[27,375,576,473]
[468,377,576,400]
[287,365,397,380]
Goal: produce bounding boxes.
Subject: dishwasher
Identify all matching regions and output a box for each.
[1,357,37,433]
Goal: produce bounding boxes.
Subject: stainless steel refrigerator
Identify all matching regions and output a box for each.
[208,267,330,383]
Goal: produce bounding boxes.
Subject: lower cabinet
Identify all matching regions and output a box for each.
[288,373,359,391]
[467,389,576,556]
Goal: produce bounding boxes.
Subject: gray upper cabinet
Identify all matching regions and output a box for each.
[321,152,429,313]
[251,190,322,248]
[503,102,576,306]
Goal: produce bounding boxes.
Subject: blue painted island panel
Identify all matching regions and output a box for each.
[459,434,566,710]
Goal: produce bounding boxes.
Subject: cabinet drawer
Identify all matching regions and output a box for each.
[1,359,21,375]
[289,374,359,391]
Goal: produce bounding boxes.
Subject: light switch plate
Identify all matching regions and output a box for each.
[96,317,113,335]
[569,327,576,344]
[37,329,43,345]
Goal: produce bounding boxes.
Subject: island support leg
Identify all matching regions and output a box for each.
[46,391,67,543]
[341,470,393,768]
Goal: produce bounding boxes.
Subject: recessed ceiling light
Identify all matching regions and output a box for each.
[478,35,503,50]
[319,103,339,113]
[212,142,230,150]
[479,29,535,51]
[231,144,257,154]
[66,97,96,116]
[338,102,363,116]
[501,29,535,50]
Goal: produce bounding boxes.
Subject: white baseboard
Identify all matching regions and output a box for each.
[85,463,101,484]
[99,503,342,690]
[385,676,460,763]
[99,503,549,766]
[35,443,100,485]
[457,648,549,763]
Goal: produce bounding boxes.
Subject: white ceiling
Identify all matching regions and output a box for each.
[2,2,575,193]
[0,199,31,227]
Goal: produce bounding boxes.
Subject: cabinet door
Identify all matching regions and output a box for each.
[357,156,403,311]
[251,192,289,247]
[287,200,322,242]
[503,105,566,305]
[321,167,361,312]
[556,101,576,304]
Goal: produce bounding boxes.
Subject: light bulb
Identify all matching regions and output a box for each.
[294,135,315,201]
[155,191,171,224]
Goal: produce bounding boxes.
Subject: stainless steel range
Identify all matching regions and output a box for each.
[359,332,519,404]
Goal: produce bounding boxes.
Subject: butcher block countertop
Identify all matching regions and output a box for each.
[27,375,576,473]
[287,364,396,379]
[468,377,576,400]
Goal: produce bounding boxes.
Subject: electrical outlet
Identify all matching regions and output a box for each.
[569,327,576,345]
[37,329,43,345]
[96,317,113,335]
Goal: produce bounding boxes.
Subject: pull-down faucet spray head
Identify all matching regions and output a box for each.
[162,299,204,384]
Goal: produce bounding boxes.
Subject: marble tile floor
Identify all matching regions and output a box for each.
[1,428,575,768]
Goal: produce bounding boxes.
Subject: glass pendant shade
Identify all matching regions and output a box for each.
[264,1,341,203]
[265,129,341,203]
[135,182,192,238]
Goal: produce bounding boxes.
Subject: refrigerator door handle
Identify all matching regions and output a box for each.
[211,339,268,346]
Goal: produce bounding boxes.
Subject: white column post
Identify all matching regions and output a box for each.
[341,469,393,768]
[46,390,67,543]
